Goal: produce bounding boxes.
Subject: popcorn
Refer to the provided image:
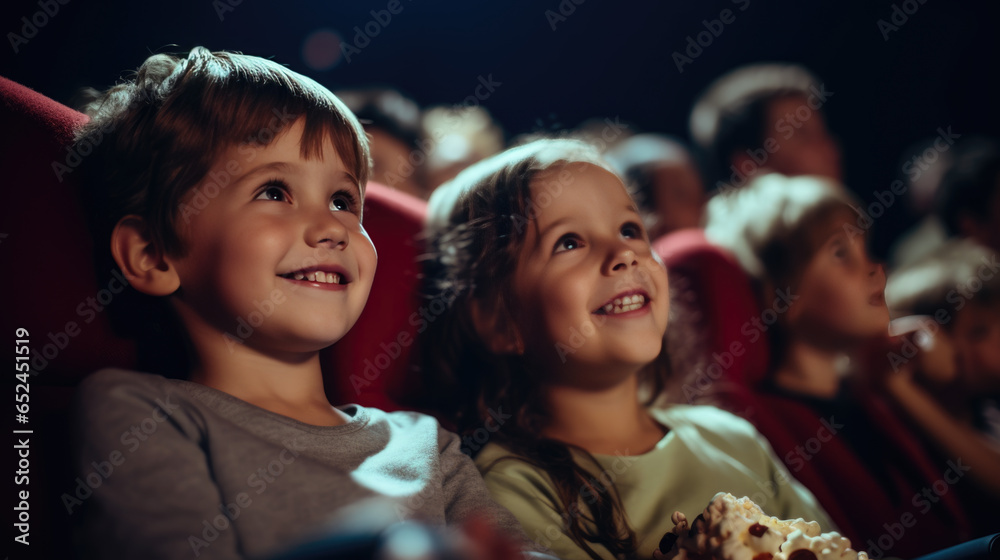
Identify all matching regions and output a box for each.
[654,493,868,560]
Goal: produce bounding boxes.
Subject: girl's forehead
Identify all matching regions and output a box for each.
[530,162,628,197]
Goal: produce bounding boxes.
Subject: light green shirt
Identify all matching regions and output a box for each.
[474,405,835,560]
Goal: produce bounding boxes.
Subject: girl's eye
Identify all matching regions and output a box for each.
[621,222,643,239]
[255,180,290,202]
[554,234,582,254]
[330,190,358,213]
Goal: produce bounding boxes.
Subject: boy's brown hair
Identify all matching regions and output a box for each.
[74,46,370,375]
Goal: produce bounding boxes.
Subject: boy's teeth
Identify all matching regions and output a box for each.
[287,271,342,284]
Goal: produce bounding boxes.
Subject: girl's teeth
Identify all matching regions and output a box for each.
[306,272,316,282]
[294,273,305,281]
[603,294,646,315]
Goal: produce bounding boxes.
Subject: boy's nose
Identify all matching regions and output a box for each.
[306,209,349,249]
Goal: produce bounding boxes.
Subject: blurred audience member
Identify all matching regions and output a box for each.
[690,63,841,191]
[887,137,955,269]
[705,173,973,555]
[884,239,1000,536]
[606,134,706,239]
[337,87,426,198]
[936,137,1000,255]
[421,105,503,195]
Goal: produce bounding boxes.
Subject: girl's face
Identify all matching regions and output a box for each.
[789,215,889,345]
[507,162,670,386]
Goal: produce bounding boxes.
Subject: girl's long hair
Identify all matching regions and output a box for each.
[420,138,667,559]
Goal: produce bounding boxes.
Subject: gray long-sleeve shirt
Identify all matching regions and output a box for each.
[70,369,533,560]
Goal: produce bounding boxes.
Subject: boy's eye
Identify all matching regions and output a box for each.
[255,180,290,202]
[554,234,582,254]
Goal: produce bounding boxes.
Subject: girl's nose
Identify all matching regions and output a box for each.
[605,245,638,274]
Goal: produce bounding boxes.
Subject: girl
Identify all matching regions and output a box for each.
[420,139,833,560]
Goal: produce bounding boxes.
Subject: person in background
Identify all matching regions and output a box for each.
[935,137,1000,255]
[421,105,504,195]
[690,63,841,192]
[885,239,1000,537]
[337,87,427,199]
[704,173,973,557]
[887,137,955,270]
[605,134,706,240]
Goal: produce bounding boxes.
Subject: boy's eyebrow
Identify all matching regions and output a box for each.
[232,161,294,185]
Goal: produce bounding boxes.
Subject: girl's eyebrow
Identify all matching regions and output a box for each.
[534,216,573,251]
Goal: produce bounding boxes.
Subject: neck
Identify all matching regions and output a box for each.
[177,305,345,426]
[540,370,664,456]
[773,338,846,399]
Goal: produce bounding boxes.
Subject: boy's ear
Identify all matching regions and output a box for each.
[110,215,181,297]
[469,298,524,355]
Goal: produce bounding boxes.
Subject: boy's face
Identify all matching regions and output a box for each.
[790,216,890,345]
[952,302,1000,393]
[169,118,377,354]
[763,95,842,181]
[509,163,670,386]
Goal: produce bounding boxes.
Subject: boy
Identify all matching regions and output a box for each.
[703,173,973,557]
[71,47,542,560]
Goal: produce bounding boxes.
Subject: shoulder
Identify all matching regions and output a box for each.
[653,404,758,434]
[354,406,458,451]
[75,368,187,411]
[73,368,204,435]
[474,442,555,489]
[651,404,765,451]
[77,367,171,394]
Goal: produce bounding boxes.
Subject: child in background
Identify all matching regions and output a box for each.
[421,139,833,560]
[690,63,841,191]
[935,137,1000,254]
[885,239,1000,535]
[336,87,427,199]
[604,133,706,239]
[703,173,973,557]
[421,105,505,195]
[71,47,542,560]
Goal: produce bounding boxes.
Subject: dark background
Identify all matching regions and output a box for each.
[2,0,998,258]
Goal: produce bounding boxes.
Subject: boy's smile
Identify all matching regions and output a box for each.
[168,118,377,355]
[510,162,670,383]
